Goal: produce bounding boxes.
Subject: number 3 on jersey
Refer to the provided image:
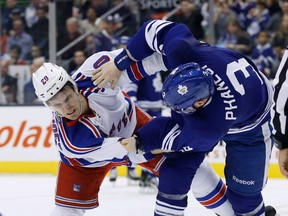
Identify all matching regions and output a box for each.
[226,58,263,96]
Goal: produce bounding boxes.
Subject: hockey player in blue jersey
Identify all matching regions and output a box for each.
[92,20,276,216]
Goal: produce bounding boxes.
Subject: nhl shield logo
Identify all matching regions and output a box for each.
[177,85,188,95]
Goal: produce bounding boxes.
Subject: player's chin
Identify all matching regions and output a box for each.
[66,110,80,120]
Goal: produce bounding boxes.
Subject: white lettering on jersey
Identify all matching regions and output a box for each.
[232,175,255,185]
[203,66,237,120]
[179,146,193,152]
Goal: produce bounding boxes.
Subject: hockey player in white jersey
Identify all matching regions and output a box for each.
[32,50,234,216]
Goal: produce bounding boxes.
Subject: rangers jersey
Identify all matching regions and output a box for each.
[52,50,158,167]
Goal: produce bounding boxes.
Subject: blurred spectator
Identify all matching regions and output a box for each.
[68,50,87,75]
[78,0,109,18]
[23,57,44,105]
[28,6,49,58]
[217,18,254,55]
[0,60,18,104]
[6,19,33,61]
[251,31,277,79]
[272,14,288,60]
[265,0,282,34]
[57,17,86,60]
[109,0,138,37]
[266,0,282,16]
[168,0,204,40]
[2,45,26,65]
[0,0,21,35]
[25,44,46,63]
[8,8,28,35]
[85,34,96,57]
[245,0,270,39]
[230,0,256,30]
[55,0,74,36]
[95,15,118,51]
[79,7,98,34]
[214,0,236,42]
[25,0,39,28]
[24,0,48,28]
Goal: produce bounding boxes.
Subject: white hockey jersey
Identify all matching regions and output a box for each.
[52,50,160,167]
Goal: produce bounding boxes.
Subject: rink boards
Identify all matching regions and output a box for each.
[0,106,283,178]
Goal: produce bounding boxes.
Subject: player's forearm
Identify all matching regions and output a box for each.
[135,116,182,152]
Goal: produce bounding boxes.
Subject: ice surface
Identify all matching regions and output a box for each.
[0,174,287,216]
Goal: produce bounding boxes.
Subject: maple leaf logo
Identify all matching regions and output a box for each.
[177,85,188,95]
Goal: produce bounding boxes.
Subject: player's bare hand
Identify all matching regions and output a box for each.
[278,148,288,178]
[121,137,136,152]
[91,61,121,89]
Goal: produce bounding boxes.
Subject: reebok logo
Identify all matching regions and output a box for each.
[232,175,255,185]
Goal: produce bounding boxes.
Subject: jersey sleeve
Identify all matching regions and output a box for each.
[136,113,226,153]
[121,52,168,83]
[114,19,200,73]
[136,116,184,152]
[272,47,288,149]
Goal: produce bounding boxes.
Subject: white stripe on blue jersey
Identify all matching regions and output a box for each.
[162,124,181,151]
[145,20,172,53]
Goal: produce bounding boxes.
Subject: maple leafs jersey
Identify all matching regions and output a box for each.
[118,20,273,153]
[52,50,158,167]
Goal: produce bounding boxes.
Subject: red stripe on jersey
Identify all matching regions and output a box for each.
[59,122,96,153]
[199,183,226,206]
[111,158,129,167]
[65,156,83,166]
[74,74,86,82]
[131,63,143,80]
[79,117,101,138]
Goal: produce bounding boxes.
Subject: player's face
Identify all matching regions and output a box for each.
[193,98,208,108]
[48,86,82,120]
[177,98,209,115]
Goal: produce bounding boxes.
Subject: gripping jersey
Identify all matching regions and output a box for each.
[52,50,157,167]
[120,20,273,152]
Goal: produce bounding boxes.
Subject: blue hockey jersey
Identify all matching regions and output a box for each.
[118,20,273,152]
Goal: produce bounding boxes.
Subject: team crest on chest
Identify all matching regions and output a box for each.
[178,85,188,95]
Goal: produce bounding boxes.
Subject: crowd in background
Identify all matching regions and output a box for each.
[0,0,287,105]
